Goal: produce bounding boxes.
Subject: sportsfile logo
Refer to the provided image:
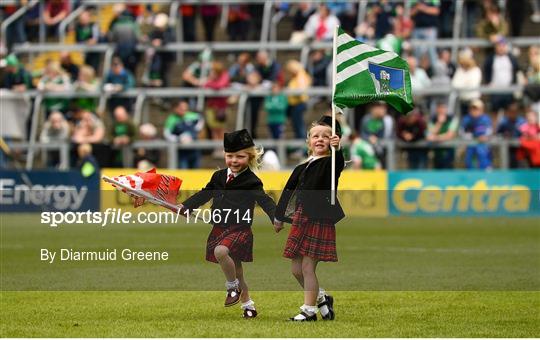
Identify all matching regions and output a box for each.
[40,208,184,227]
[0,178,88,210]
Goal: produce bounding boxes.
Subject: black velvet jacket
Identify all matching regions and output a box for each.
[182,168,276,227]
[275,149,345,224]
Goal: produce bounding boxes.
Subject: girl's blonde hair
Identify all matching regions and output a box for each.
[305,121,332,157]
[244,145,264,171]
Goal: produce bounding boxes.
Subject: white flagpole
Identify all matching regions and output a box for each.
[330,26,338,206]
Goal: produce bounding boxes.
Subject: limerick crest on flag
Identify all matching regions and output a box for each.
[368,62,406,98]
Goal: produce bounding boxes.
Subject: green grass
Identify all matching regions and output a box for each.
[1,291,539,337]
[1,215,539,336]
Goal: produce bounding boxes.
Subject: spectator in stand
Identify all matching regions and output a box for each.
[39,111,70,168]
[229,52,256,86]
[497,101,526,168]
[475,4,508,44]
[483,37,519,119]
[163,99,204,169]
[201,5,220,42]
[517,109,540,167]
[497,101,526,138]
[285,60,312,142]
[249,51,283,138]
[37,59,72,116]
[73,65,99,114]
[1,54,32,91]
[43,0,69,38]
[360,101,394,167]
[426,101,459,169]
[452,48,482,115]
[290,2,316,42]
[410,0,440,69]
[145,13,174,87]
[397,109,428,169]
[24,2,41,42]
[304,4,340,41]
[75,9,101,72]
[371,0,394,39]
[229,52,264,137]
[436,49,456,79]
[461,99,493,170]
[203,61,230,151]
[293,2,316,31]
[107,3,141,73]
[330,2,357,34]
[350,133,381,170]
[182,50,212,88]
[307,49,331,87]
[59,52,79,82]
[407,55,431,95]
[264,82,288,140]
[524,47,540,114]
[71,110,105,146]
[180,5,196,42]
[227,5,250,41]
[110,106,136,167]
[393,3,413,40]
[77,143,99,179]
[103,57,135,113]
[506,0,528,37]
[520,109,540,139]
[3,2,26,52]
[134,123,160,171]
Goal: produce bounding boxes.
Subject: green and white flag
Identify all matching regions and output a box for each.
[332,27,413,114]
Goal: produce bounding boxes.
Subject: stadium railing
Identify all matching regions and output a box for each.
[7,137,522,171]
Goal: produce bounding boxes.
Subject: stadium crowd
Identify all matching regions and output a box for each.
[0,0,539,171]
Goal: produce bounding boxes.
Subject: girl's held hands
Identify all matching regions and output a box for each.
[273,219,284,233]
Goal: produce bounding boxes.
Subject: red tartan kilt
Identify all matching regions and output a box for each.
[283,204,337,262]
[206,225,253,263]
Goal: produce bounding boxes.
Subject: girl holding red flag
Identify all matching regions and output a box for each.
[179,129,276,318]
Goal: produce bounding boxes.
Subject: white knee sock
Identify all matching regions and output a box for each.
[317,288,329,316]
[292,305,318,320]
[225,278,239,290]
[241,299,255,311]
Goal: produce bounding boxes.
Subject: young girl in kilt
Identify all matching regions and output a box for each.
[274,116,345,321]
[181,129,276,318]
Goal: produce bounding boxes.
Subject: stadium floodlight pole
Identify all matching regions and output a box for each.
[330,25,338,206]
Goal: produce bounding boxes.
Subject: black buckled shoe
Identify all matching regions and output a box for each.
[288,311,317,322]
[224,288,241,307]
[243,309,258,319]
[318,295,335,320]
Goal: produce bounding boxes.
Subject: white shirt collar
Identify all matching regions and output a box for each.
[227,167,248,178]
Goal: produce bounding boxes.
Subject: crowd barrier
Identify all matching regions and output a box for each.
[2,167,536,216]
[99,168,540,217]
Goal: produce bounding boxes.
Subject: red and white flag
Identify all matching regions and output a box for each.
[103,168,182,211]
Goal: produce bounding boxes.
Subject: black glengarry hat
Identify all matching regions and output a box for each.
[317,115,342,137]
[224,129,255,152]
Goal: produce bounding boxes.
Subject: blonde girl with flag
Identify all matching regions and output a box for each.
[273,116,345,321]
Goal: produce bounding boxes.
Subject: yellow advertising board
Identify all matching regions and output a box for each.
[100,169,388,217]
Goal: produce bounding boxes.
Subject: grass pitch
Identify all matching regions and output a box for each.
[1,215,539,337]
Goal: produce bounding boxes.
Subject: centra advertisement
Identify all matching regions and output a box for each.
[389,170,540,216]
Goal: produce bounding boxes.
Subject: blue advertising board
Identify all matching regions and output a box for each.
[0,170,100,212]
[389,170,540,216]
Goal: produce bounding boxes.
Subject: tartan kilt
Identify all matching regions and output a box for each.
[283,204,337,262]
[206,225,253,263]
